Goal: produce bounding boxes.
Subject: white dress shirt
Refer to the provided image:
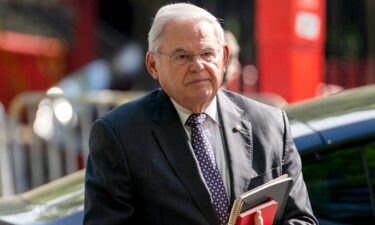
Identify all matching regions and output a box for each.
[171,97,231,198]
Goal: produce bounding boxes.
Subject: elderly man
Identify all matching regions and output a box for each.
[84,3,318,225]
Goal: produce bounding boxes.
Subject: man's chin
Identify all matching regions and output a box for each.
[191,90,215,102]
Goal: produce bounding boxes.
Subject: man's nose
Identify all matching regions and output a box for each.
[188,56,205,72]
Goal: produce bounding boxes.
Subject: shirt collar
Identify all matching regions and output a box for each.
[171,97,219,125]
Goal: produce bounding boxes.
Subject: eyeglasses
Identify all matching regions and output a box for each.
[154,49,221,66]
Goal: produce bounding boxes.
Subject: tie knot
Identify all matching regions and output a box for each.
[186,113,206,126]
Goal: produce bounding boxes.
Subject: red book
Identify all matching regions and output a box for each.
[236,199,278,225]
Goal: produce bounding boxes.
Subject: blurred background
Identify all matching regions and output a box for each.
[0,0,374,108]
[0,0,374,195]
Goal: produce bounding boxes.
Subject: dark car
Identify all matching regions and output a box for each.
[0,170,84,225]
[286,84,375,225]
[1,84,375,225]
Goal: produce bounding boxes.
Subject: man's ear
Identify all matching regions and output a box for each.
[146,52,159,80]
[222,44,230,71]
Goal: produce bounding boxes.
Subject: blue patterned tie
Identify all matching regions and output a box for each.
[186,113,229,225]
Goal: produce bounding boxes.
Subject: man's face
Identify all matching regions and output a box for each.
[146,19,229,113]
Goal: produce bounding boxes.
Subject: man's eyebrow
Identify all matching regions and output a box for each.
[171,48,188,54]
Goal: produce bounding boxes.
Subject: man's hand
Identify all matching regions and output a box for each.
[254,211,264,225]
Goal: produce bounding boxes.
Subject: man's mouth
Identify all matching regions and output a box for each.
[186,78,211,85]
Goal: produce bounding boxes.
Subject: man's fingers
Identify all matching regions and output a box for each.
[254,211,263,225]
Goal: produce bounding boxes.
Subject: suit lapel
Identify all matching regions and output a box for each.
[151,90,219,225]
[217,90,254,201]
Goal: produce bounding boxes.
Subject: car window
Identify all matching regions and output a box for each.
[301,142,375,225]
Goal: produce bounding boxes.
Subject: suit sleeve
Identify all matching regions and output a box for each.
[281,111,319,225]
[84,118,135,225]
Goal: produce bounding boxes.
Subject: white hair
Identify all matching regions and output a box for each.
[148,3,225,52]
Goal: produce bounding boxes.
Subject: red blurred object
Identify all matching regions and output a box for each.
[255,0,326,103]
[68,0,98,71]
[0,31,66,109]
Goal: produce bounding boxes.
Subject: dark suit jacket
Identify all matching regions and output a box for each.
[84,89,318,225]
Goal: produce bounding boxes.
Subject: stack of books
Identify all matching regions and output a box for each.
[228,175,293,225]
